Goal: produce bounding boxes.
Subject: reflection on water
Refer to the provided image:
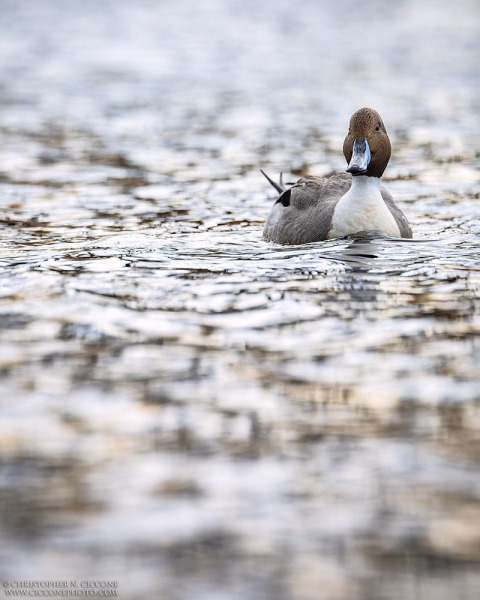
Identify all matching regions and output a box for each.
[1,0,480,598]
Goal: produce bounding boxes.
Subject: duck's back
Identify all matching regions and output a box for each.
[263,173,351,245]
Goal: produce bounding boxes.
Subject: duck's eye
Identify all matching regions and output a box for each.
[375,124,381,132]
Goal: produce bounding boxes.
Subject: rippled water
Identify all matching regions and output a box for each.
[1,1,480,599]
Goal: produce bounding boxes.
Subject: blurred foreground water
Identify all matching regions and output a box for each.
[1,1,480,598]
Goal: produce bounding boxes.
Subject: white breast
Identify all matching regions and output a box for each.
[328,176,400,239]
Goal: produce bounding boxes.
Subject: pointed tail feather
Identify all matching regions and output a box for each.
[260,169,285,194]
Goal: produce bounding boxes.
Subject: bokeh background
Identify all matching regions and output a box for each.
[1,1,480,599]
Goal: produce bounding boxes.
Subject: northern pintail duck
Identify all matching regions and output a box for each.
[262,107,412,244]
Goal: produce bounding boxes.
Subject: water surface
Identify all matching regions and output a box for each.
[1,1,480,599]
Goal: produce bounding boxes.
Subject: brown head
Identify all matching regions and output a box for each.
[343,107,391,178]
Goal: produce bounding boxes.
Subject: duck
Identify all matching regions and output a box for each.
[262,107,412,244]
